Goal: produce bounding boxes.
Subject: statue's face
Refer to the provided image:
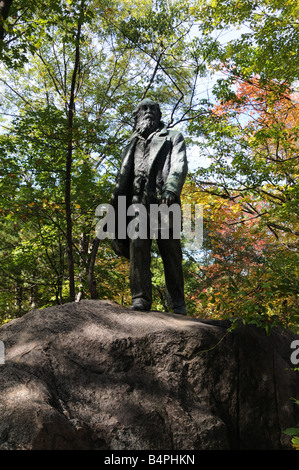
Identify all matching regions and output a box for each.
[137,102,160,123]
[135,102,160,137]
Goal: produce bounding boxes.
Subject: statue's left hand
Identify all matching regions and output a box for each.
[161,191,177,206]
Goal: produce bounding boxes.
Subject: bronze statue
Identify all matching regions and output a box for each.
[110,99,188,314]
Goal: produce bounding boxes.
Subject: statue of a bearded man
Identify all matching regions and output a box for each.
[110,99,188,314]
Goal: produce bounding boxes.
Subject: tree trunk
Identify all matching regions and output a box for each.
[65,136,75,301]
[0,0,13,42]
[76,232,89,302]
[29,284,38,309]
[65,3,84,302]
[14,283,22,316]
[88,237,100,299]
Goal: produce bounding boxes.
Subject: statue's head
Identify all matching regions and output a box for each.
[133,98,162,137]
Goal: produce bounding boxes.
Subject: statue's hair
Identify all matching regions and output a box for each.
[133,98,162,127]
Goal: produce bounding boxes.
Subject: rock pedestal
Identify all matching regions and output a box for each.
[0,300,298,450]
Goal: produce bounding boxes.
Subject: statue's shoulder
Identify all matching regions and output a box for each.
[164,128,185,144]
[159,126,183,139]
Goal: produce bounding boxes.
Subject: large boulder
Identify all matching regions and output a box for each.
[0,299,298,450]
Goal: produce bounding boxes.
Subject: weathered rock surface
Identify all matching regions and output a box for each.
[0,299,298,450]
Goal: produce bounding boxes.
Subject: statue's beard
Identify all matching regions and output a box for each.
[135,116,158,137]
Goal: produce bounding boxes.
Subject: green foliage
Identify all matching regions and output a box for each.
[284,398,299,450]
[0,0,298,331]
[193,0,299,81]
[0,0,200,320]
[181,0,299,329]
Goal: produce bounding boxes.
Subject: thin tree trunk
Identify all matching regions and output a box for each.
[88,237,100,299]
[0,0,13,42]
[29,284,37,309]
[76,232,89,302]
[65,136,75,301]
[65,2,84,301]
[14,283,22,316]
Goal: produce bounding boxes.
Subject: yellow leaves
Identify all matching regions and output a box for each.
[291,436,299,450]
[189,5,198,16]
[231,202,242,214]
[74,204,81,209]
[110,0,153,20]
[27,200,63,211]
[189,0,207,16]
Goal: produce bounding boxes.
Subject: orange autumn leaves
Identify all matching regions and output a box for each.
[185,77,299,327]
[213,77,299,151]
[181,180,272,318]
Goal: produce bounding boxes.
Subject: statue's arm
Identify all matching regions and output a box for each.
[162,132,188,201]
[110,140,135,206]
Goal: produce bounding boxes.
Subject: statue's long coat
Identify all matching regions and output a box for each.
[110,125,188,258]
